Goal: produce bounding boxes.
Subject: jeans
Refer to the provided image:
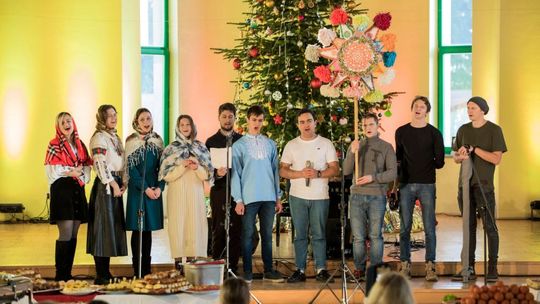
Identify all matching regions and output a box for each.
[242,201,275,274]
[458,186,498,265]
[289,196,329,271]
[349,193,386,271]
[399,183,437,262]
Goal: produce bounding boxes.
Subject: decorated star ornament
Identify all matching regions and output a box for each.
[306,8,399,101]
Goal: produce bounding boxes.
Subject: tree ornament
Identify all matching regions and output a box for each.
[347,1,357,9]
[264,89,272,96]
[272,90,283,101]
[273,72,284,80]
[310,78,322,89]
[263,120,269,126]
[265,27,273,35]
[331,114,337,122]
[298,15,305,22]
[273,7,279,15]
[265,0,275,8]
[286,103,293,109]
[248,46,259,57]
[339,117,348,125]
[384,109,392,117]
[250,20,258,29]
[243,82,251,89]
[344,136,352,143]
[297,41,303,47]
[298,0,305,9]
[232,58,241,69]
[307,0,315,8]
[273,114,283,125]
[317,114,325,123]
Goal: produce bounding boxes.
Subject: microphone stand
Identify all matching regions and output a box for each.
[470,154,498,285]
[137,137,149,278]
[225,134,232,278]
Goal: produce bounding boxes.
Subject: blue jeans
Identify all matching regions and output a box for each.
[242,201,275,274]
[399,183,437,262]
[289,196,329,271]
[349,194,386,271]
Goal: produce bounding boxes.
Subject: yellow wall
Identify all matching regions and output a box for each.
[0,1,122,217]
[498,1,540,218]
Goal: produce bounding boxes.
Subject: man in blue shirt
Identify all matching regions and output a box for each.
[231,105,284,283]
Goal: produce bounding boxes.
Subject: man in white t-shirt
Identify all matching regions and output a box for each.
[280,109,339,283]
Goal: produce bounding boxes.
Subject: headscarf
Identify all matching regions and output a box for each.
[44,113,92,186]
[125,109,164,182]
[159,116,214,185]
[93,104,124,156]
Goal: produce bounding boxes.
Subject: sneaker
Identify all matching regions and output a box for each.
[315,270,335,283]
[348,269,364,283]
[263,270,285,283]
[243,272,253,284]
[425,261,438,282]
[486,264,498,282]
[286,269,306,283]
[399,261,411,279]
[451,267,477,281]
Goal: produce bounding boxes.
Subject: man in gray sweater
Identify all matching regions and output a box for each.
[343,113,397,281]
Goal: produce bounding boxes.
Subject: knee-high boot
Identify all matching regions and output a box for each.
[55,240,72,281]
[66,238,77,279]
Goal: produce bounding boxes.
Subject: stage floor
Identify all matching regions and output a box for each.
[1,214,540,276]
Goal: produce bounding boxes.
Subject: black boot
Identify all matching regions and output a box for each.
[142,256,152,277]
[55,240,72,281]
[487,260,499,282]
[66,238,77,279]
[132,257,140,278]
[94,256,112,285]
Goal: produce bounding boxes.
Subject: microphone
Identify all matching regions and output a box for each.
[226,133,233,148]
[305,160,313,187]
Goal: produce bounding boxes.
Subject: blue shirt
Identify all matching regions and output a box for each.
[231,134,281,205]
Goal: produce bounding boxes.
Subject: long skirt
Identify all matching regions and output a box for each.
[86,176,127,257]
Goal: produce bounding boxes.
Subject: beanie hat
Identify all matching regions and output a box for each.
[467,96,489,114]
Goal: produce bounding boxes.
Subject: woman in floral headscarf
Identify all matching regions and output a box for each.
[125,108,164,277]
[87,104,128,285]
[159,115,213,263]
[45,112,92,281]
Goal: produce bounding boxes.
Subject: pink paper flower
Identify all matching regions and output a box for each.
[330,7,349,26]
[273,114,283,125]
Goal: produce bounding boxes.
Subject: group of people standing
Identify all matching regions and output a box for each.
[44,95,506,285]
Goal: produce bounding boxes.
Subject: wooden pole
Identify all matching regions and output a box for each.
[354,96,359,180]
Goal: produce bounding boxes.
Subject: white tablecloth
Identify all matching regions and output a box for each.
[94,292,220,304]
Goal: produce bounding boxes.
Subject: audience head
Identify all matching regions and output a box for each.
[366,272,415,304]
[220,277,250,304]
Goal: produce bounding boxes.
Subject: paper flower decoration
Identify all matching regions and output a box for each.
[313,65,332,83]
[373,13,392,30]
[304,44,321,63]
[317,28,336,47]
[330,7,349,25]
[273,114,283,125]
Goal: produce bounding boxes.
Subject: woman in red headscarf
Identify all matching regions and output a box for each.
[44,112,92,281]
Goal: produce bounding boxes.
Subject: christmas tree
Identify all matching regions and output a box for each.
[213,0,399,154]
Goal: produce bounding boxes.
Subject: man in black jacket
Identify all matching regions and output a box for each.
[205,103,243,273]
[396,96,445,281]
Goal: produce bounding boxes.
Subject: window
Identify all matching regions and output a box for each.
[437,0,472,153]
[141,0,169,143]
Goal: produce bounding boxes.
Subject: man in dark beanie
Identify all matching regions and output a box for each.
[452,96,507,282]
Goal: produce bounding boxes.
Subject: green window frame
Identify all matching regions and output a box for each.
[141,0,170,144]
[437,0,472,154]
